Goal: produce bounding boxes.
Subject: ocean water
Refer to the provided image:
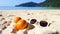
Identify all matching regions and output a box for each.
[0,6,60,10]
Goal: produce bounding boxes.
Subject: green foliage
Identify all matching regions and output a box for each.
[37,0,60,7]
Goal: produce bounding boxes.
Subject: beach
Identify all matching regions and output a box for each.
[0,10,60,34]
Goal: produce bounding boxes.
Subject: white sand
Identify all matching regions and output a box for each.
[0,10,60,34]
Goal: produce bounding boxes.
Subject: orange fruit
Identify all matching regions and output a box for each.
[14,26,19,32]
[14,17,21,23]
[14,19,28,31]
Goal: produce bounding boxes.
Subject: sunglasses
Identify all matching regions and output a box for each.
[30,19,49,27]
